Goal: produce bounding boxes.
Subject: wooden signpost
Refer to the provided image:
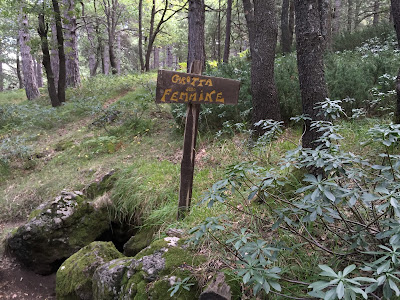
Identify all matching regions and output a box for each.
[156,61,240,219]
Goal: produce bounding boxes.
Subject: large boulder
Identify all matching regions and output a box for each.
[6,190,111,275]
[56,241,124,300]
[57,233,206,299]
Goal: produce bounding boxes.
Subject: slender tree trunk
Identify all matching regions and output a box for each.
[103,44,110,74]
[167,45,173,68]
[289,0,295,48]
[354,0,361,29]
[50,24,59,91]
[116,32,121,74]
[87,21,98,76]
[19,9,40,100]
[38,13,60,107]
[223,0,232,63]
[333,0,341,34]
[243,0,281,133]
[16,44,23,89]
[187,0,205,71]
[52,0,66,103]
[391,0,400,123]
[295,0,329,148]
[217,0,221,61]
[144,0,155,72]
[63,0,81,87]
[0,45,3,92]
[35,57,43,87]
[326,0,333,49]
[347,0,353,32]
[281,0,291,54]
[138,0,145,71]
[373,0,380,25]
[154,46,159,69]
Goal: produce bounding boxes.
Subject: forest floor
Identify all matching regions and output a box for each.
[0,224,55,299]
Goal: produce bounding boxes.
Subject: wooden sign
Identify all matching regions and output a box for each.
[156,70,240,105]
[156,63,240,220]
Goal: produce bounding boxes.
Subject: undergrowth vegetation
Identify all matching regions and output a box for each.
[1,24,400,299]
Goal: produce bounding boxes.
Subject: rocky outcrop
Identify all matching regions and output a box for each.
[57,233,207,299]
[56,241,123,300]
[6,191,111,275]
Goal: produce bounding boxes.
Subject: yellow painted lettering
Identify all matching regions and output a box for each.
[186,86,196,92]
[205,79,213,87]
[161,89,172,102]
[171,75,180,83]
[179,77,186,84]
[179,92,189,102]
[216,92,224,103]
[205,90,216,102]
[198,79,207,87]
[189,93,197,101]
[199,91,204,101]
[171,92,179,102]
[191,77,199,87]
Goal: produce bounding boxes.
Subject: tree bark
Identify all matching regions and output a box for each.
[217,0,221,61]
[347,0,353,32]
[0,43,3,92]
[36,57,43,88]
[116,32,121,74]
[19,9,40,100]
[63,0,81,87]
[102,0,121,74]
[289,0,295,48]
[50,24,59,91]
[354,0,361,29]
[281,0,291,54]
[223,0,232,63]
[187,0,205,72]
[38,13,60,107]
[52,0,66,103]
[103,43,110,74]
[242,0,281,134]
[333,0,341,34]
[16,44,23,89]
[373,0,380,25]
[153,46,159,69]
[138,0,145,71]
[167,45,173,68]
[295,0,329,149]
[391,0,400,123]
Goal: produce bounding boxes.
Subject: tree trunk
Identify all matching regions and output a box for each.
[326,0,333,49]
[294,0,329,148]
[333,0,341,34]
[36,57,43,88]
[217,0,221,61]
[242,0,281,133]
[144,0,156,72]
[16,44,23,89]
[63,0,81,87]
[347,0,353,32]
[52,0,66,103]
[38,13,60,107]
[289,0,295,48]
[373,0,380,25]
[103,44,110,74]
[391,0,400,123]
[153,46,159,69]
[354,0,361,29]
[116,32,121,74]
[187,0,205,72]
[0,43,3,92]
[50,24,59,91]
[281,0,291,54]
[138,0,145,71]
[223,0,232,63]
[167,45,173,68]
[19,9,40,100]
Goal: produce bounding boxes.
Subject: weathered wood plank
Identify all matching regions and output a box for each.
[156,70,240,105]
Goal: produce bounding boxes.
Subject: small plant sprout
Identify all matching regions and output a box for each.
[167,276,194,297]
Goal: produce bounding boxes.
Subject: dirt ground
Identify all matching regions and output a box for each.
[0,254,56,300]
[0,222,56,300]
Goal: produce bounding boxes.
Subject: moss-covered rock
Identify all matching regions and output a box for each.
[6,190,111,274]
[56,241,123,300]
[123,226,157,257]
